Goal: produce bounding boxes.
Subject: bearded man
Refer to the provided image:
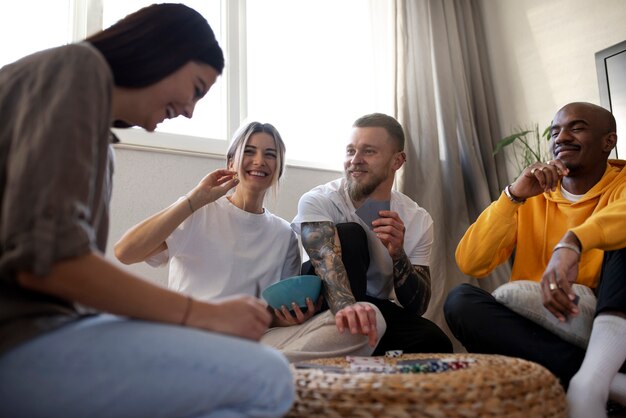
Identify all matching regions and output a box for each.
[292,113,452,355]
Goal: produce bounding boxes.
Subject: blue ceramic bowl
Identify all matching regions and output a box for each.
[261,275,322,310]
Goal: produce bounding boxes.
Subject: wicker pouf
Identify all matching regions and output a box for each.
[287,353,566,418]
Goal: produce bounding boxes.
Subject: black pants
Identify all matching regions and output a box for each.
[302,222,452,355]
[444,247,626,388]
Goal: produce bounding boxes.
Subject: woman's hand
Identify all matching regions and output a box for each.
[190,295,272,341]
[187,169,239,210]
[272,295,324,327]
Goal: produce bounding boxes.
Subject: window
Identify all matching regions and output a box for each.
[245,1,394,169]
[0,1,71,66]
[1,1,393,170]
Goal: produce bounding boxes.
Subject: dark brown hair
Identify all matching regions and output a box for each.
[87,3,224,88]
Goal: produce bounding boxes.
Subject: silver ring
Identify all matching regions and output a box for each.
[549,282,558,291]
[531,167,538,175]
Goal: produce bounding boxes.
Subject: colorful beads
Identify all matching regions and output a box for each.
[396,358,474,374]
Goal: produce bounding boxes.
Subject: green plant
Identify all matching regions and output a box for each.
[493,123,552,176]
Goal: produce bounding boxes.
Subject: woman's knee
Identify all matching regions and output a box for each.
[250,346,295,415]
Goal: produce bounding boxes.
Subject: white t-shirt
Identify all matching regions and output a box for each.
[292,178,433,300]
[147,195,301,300]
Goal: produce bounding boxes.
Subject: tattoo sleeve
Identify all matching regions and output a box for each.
[393,252,431,315]
[301,222,356,314]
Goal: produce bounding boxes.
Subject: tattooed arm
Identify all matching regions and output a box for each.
[301,221,378,347]
[373,210,431,315]
[301,221,355,313]
[393,255,431,315]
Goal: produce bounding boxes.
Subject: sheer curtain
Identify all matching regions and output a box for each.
[391,0,512,349]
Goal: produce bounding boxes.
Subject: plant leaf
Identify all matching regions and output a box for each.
[493,130,532,155]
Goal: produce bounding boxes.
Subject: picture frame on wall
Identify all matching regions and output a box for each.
[596,40,626,159]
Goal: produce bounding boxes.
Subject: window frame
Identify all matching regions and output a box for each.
[69,0,386,171]
[75,0,244,158]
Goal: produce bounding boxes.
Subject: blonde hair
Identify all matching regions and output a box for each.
[226,122,286,199]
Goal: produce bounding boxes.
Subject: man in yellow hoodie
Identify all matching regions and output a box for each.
[444,102,626,418]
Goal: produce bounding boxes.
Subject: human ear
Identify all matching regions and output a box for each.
[392,151,406,170]
[602,132,617,153]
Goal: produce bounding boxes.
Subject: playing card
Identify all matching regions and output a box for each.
[355,199,390,230]
[294,362,346,373]
[347,356,388,372]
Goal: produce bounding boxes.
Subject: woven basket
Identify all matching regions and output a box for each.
[287,353,566,418]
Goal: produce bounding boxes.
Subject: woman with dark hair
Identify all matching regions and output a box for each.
[0,4,293,418]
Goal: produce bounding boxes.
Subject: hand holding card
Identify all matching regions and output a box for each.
[355,199,390,230]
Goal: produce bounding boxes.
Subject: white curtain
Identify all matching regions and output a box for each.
[392,0,512,350]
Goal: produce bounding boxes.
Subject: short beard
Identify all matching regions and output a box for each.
[345,172,384,202]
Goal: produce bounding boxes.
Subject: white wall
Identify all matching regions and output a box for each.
[107,145,341,286]
[478,0,626,168]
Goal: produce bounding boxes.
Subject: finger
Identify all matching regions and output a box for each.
[343,309,360,334]
[216,178,239,193]
[305,297,316,313]
[543,275,571,321]
[274,308,287,322]
[215,175,236,185]
[377,210,401,221]
[365,307,378,347]
[208,169,235,184]
[335,311,346,334]
[554,275,578,315]
[531,166,548,189]
[373,215,403,230]
[547,159,569,176]
[354,305,371,334]
[542,165,560,191]
[291,302,305,321]
[281,305,295,323]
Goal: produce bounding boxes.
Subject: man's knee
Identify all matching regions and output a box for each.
[444,283,481,320]
[421,320,453,353]
[336,223,369,258]
[336,222,367,240]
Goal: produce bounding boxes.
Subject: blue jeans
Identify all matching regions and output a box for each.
[0,314,294,418]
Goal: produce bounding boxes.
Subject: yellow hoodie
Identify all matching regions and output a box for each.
[456,160,626,288]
